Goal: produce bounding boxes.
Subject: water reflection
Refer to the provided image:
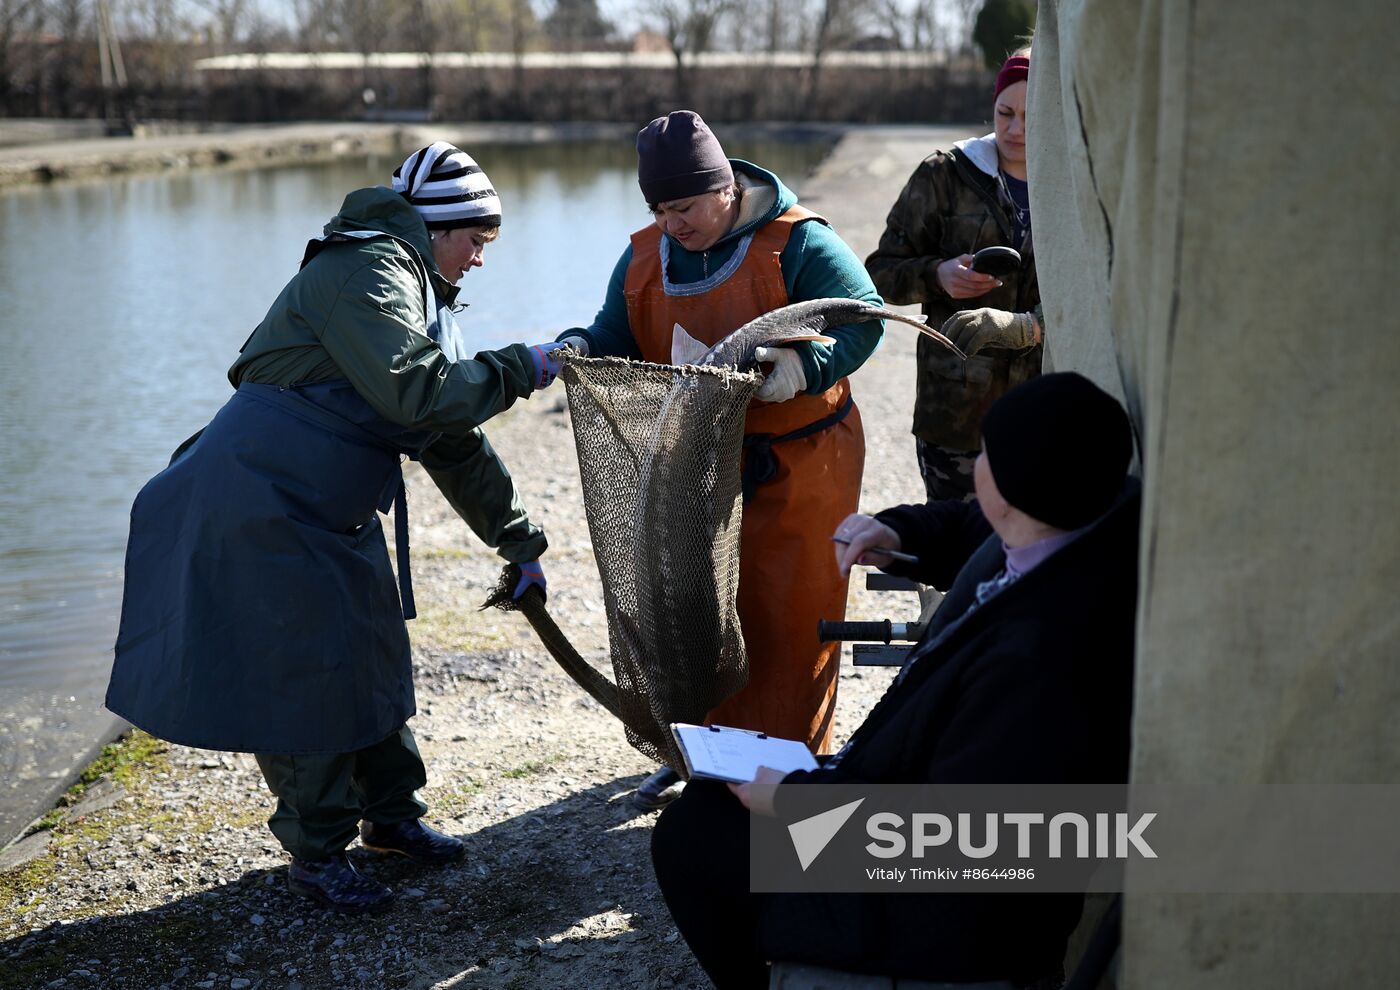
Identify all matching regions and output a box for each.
[0,137,829,841]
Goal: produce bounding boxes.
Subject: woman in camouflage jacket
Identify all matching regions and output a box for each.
[865,50,1042,501]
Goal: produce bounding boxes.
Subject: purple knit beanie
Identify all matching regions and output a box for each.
[636,110,734,205]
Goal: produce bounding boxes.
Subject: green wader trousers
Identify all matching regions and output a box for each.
[254,725,430,861]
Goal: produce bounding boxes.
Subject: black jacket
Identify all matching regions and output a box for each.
[767,483,1141,983]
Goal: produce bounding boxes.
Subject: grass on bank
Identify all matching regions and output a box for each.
[24,730,169,837]
[2,731,172,936]
[503,754,563,779]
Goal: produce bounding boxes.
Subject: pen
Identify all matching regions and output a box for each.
[830,536,919,565]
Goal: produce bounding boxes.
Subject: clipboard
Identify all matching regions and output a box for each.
[670,722,819,784]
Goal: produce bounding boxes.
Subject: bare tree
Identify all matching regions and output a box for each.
[798,0,869,116]
[42,0,93,114]
[506,0,533,115]
[328,0,388,56]
[241,4,295,51]
[648,0,732,105]
[436,0,536,55]
[945,0,980,58]
[763,0,786,52]
[119,0,196,90]
[870,0,941,51]
[0,0,45,111]
[189,0,250,53]
[290,0,334,49]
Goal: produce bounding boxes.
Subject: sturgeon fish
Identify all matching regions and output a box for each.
[696,296,966,368]
[621,300,965,765]
[638,298,963,488]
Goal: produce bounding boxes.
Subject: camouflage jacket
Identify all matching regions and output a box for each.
[865,136,1041,449]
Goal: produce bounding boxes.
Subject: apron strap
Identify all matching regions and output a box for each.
[392,475,416,621]
[741,393,855,505]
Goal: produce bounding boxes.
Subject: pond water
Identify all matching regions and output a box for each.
[0,138,830,843]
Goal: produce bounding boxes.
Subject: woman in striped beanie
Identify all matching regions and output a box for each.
[108,141,562,914]
[392,140,503,282]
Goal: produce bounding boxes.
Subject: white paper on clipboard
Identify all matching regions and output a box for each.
[670,723,819,783]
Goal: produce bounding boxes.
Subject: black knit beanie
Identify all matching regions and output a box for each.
[980,372,1133,530]
[636,110,734,205]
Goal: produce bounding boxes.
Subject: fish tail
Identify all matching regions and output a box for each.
[873,308,968,361]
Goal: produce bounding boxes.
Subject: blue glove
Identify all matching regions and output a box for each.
[512,559,547,601]
[528,342,568,389]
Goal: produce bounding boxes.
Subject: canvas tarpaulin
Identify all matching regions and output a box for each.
[1029,1,1400,984]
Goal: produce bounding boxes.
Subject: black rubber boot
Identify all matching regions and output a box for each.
[359,818,465,865]
[287,853,394,914]
[632,766,684,811]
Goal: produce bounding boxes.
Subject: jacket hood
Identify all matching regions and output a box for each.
[951,133,1000,178]
[327,186,433,252]
[718,159,797,246]
[324,186,458,301]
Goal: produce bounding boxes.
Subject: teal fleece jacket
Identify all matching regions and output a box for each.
[562,160,884,392]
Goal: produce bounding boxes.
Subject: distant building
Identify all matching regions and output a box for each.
[631,30,672,56]
[846,34,902,52]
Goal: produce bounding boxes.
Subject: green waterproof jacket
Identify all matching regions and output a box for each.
[230,185,546,564]
[865,136,1042,450]
[109,186,549,754]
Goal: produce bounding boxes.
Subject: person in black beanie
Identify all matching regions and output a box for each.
[650,372,1140,989]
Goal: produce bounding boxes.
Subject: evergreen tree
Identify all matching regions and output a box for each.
[972,0,1034,69]
[543,0,613,51]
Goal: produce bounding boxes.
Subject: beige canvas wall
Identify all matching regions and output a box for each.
[1028,0,1400,985]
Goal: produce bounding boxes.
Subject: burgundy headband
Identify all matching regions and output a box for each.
[994,55,1030,99]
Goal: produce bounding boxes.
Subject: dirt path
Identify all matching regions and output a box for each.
[0,123,975,990]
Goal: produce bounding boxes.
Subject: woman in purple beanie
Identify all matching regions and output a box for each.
[548,110,887,809]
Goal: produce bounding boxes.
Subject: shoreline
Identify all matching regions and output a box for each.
[0,122,975,990]
[0,120,857,190]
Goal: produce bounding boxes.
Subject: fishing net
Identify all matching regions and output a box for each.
[486,354,761,772]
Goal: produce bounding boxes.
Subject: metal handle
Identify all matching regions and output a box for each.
[820,620,890,643]
[819,619,926,643]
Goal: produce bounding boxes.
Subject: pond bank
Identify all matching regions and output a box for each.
[0,122,976,990]
[0,120,851,189]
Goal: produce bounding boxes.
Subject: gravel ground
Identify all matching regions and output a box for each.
[0,124,975,990]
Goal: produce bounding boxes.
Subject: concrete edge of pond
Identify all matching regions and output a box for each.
[1,716,128,852]
[0,119,879,190]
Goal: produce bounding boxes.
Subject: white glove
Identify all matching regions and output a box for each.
[560,334,590,357]
[753,346,807,403]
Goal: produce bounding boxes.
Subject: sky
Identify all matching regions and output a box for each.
[248,0,977,52]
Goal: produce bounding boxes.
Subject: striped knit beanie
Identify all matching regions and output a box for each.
[391,141,501,229]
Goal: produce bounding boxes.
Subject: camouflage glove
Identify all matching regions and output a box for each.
[939,308,1039,357]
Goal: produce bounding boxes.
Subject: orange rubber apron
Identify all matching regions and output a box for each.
[624,207,864,753]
